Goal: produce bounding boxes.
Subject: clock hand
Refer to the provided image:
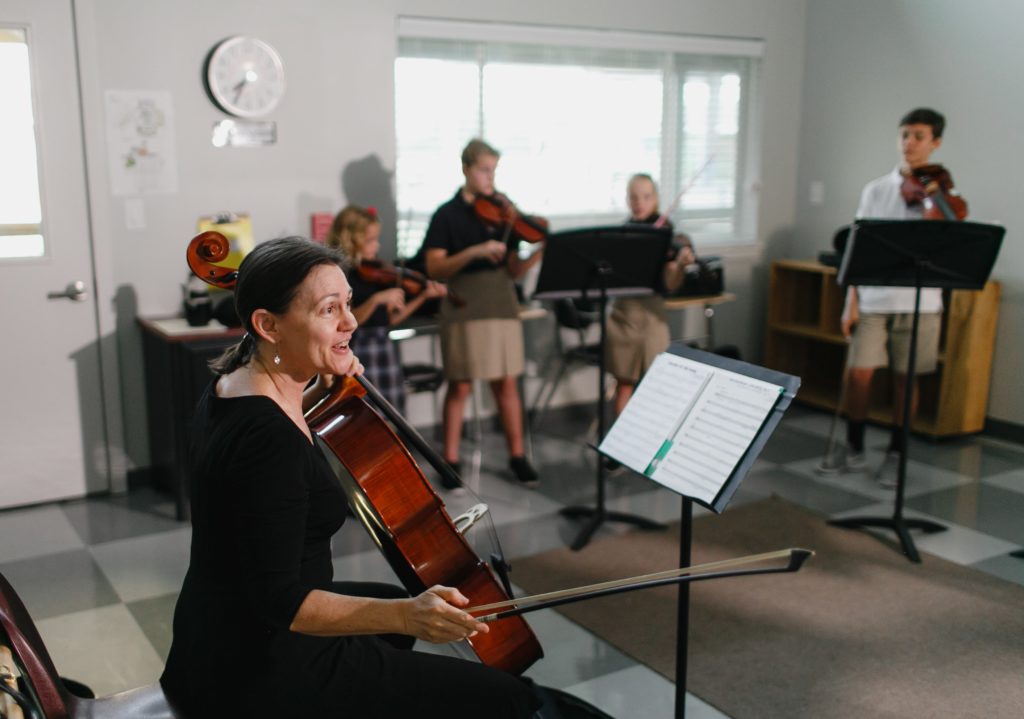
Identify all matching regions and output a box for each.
[232,77,249,102]
[231,68,261,102]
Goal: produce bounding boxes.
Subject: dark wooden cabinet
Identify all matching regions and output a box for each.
[139,317,243,519]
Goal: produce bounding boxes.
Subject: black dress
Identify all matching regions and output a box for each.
[160,386,538,718]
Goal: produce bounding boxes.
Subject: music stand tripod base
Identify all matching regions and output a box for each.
[561,503,667,552]
[828,515,946,564]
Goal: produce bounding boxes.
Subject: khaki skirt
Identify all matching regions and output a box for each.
[440,268,524,381]
[605,295,669,382]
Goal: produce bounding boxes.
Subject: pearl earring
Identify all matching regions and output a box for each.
[273,352,281,366]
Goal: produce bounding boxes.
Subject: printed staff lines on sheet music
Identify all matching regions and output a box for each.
[700,405,759,433]
[603,427,651,452]
[682,425,747,453]
[615,412,674,438]
[674,441,735,472]
[687,415,752,450]
[658,453,721,493]
[706,391,771,424]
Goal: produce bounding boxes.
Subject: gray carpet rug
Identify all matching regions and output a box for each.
[512,496,1024,718]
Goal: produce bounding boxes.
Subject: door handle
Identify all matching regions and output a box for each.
[47,280,88,302]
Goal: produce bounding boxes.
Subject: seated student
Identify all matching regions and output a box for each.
[327,205,446,413]
[160,236,539,718]
[606,173,692,418]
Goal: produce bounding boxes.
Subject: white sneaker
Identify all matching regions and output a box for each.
[874,451,901,488]
[844,446,867,470]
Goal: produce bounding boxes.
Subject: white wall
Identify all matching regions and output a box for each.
[793,0,1024,427]
[74,0,808,470]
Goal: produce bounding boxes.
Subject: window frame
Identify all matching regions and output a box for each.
[394,18,764,258]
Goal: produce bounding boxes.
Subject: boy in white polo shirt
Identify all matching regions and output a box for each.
[840,108,960,486]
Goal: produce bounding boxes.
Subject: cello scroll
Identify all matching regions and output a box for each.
[187,231,239,290]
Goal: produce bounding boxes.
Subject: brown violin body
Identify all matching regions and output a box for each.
[305,377,543,675]
[356,259,465,308]
[187,231,238,289]
[473,193,548,244]
[900,164,968,220]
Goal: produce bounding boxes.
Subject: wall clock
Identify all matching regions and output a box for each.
[203,36,285,118]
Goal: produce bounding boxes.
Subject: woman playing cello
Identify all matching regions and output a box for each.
[161,236,539,717]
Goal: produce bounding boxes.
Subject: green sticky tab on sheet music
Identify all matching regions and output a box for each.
[644,439,674,476]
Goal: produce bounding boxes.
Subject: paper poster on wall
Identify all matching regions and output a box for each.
[104,90,179,196]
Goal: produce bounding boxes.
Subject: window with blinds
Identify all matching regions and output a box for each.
[394,20,763,259]
[0,28,45,260]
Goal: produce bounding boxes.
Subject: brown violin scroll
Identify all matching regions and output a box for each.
[187,231,239,290]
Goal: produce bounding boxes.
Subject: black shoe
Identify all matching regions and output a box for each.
[509,456,540,487]
[440,460,463,490]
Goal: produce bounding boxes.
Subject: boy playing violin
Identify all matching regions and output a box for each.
[423,139,544,489]
[327,205,446,413]
[840,108,963,486]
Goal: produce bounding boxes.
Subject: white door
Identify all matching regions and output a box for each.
[0,0,108,507]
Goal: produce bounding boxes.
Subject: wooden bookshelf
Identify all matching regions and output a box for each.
[764,259,1000,437]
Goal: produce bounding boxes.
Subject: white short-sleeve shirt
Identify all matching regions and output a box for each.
[853,168,943,314]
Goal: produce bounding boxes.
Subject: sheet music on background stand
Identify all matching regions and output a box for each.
[599,343,801,718]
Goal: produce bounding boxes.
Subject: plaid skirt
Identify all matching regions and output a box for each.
[350,325,406,413]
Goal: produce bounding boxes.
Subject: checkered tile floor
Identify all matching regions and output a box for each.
[2,405,1022,717]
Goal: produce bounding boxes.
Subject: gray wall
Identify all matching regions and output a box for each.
[793,0,1023,426]
[74,0,808,471]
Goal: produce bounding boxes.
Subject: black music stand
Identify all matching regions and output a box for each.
[599,343,800,718]
[829,219,1004,563]
[534,225,672,550]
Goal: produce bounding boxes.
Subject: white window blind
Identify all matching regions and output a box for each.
[0,28,45,259]
[395,19,762,258]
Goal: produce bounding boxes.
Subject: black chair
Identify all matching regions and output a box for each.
[529,298,603,430]
[0,571,184,719]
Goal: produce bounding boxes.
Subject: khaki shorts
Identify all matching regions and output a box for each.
[849,313,941,374]
[440,318,524,381]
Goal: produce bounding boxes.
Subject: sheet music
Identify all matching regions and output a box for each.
[599,353,783,505]
[599,354,712,474]
[650,369,781,503]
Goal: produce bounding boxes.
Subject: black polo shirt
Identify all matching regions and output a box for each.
[422,190,516,274]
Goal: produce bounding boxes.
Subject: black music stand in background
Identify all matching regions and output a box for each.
[829,219,1004,563]
[534,225,672,550]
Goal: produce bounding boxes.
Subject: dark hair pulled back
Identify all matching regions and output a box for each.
[209,236,346,375]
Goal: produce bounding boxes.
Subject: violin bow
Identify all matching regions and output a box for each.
[467,548,813,622]
[653,154,716,229]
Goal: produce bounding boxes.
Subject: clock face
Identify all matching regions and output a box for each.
[204,36,285,118]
